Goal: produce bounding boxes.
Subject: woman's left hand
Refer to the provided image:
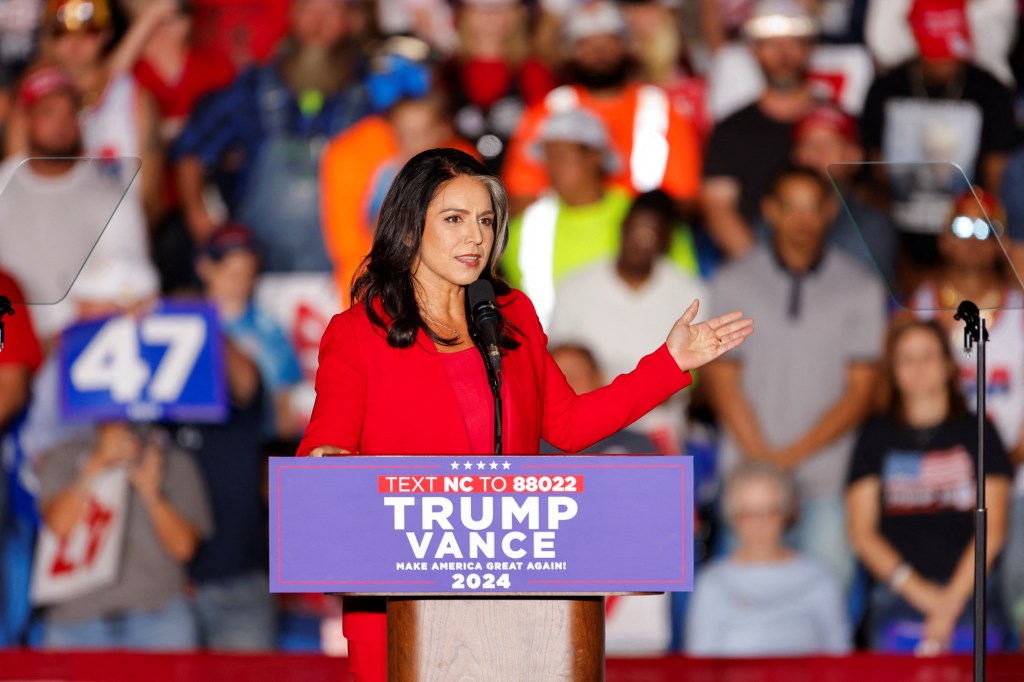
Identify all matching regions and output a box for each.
[666,299,754,372]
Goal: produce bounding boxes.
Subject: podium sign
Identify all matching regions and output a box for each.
[270,456,694,594]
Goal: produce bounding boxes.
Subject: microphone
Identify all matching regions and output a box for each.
[468,279,502,382]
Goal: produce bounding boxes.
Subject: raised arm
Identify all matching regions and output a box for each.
[542,299,752,452]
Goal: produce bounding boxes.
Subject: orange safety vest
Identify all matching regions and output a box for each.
[502,82,701,202]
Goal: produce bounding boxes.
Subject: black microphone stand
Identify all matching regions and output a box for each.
[0,295,14,352]
[469,325,503,455]
[954,300,988,682]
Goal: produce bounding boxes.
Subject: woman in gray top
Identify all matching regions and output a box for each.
[686,461,851,656]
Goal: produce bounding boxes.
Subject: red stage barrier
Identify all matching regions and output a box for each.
[0,651,1022,681]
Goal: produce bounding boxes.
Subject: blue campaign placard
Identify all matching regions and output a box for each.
[59,300,227,423]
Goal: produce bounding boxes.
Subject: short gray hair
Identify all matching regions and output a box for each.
[722,460,797,522]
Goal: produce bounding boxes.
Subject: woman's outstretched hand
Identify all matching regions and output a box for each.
[666,299,754,372]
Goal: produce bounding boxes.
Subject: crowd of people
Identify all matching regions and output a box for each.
[0,0,1023,659]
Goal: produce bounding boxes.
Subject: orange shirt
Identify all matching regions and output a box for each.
[502,83,702,202]
[320,117,477,306]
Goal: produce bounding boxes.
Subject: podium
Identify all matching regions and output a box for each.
[388,596,605,681]
[270,455,694,679]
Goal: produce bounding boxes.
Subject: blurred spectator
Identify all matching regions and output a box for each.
[502,0,701,212]
[701,0,819,259]
[1000,145,1024,250]
[859,0,1017,244]
[705,0,874,123]
[790,103,897,281]
[321,93,476,306]
[37,423,212,649]
[172,0,371,272]
[0,271,43,646]
[847,319,1012,653]
[17,258,160,482]
[441,0,556,173]
[701,0,869,53]
[170,227,275,651]
[686,461,850,656]
[111,0,235,146]
[11,261,158,666]
[195,224,302,438]
[0,0,43,147]
[0,66,150,340]
[502,109,632,327]
[377,0,456,54]
[540,344,659,454]
[906,189,1024,640]
[0,273,42,430]
[704,166,884,588]
[548,190,706,452]
[7,0,165,227]
[866,0,1017,87]
[622,0,712,139]
[188,0,290,70]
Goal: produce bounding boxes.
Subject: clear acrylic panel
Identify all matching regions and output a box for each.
[0,156,141,305]
[827,161,1024,312]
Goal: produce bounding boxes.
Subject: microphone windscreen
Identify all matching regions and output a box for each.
[468,279,497,309]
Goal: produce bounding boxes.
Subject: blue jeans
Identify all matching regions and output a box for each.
[193,570,276,651]
[44,595,198,650]
[868,583,1007,653]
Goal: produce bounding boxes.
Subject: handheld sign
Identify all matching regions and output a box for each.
[59,300,227,423]
[270,456,694,594]
[31,466,130,605]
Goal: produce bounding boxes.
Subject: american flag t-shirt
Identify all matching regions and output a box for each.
[882,446,975,515]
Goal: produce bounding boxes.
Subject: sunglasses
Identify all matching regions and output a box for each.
[950,215,1004,241]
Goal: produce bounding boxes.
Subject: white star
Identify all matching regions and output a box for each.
[451,461,460,470]
[502,461,511,470]
[464,461,474,470]
[489,461,499,470]
[476,461,486,470]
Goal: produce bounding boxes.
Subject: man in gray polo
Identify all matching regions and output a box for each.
[705,165,886,589]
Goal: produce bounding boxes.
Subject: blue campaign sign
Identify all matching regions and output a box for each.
[59,300,227,423]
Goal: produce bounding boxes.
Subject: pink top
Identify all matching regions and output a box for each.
[438,348,495,454]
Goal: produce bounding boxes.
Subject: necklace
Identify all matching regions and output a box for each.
[420,307,460,337]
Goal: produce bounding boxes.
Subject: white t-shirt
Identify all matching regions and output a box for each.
[548,258,707,448]
[0,155,150,338]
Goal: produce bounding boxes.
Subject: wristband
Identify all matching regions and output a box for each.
[889,562,912,594]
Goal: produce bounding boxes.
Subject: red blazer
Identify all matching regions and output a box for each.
[297,289,691,456]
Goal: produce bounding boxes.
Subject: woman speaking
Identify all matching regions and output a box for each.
[297,148,752,680]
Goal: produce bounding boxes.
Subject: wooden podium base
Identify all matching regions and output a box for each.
[387,596,605,681]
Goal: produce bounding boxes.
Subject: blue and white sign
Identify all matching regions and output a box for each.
[59,300,227,423]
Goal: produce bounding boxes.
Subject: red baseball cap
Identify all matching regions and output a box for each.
[17,66,78,109]
[908,0,973,61]
[793,104,858,144]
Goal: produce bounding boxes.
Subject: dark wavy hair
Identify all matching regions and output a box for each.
[351,148,521,350]
[882,318,967,426]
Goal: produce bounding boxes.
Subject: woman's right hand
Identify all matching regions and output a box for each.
[309,446,351,457]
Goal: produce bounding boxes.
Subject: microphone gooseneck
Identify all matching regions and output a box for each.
[468,279,503,382]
